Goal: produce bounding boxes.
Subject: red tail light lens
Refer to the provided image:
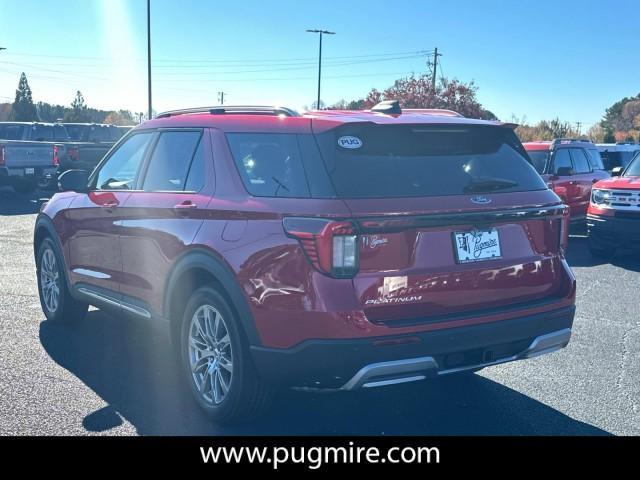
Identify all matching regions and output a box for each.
[52,145,59,166]
[559,207,570,253]
[69,146,79,161]
[0,145,5,166]
[283,217,359,278]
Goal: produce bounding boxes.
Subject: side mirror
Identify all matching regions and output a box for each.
[555,166,574,177]
[58,169,90,193]
[611,166,624,177]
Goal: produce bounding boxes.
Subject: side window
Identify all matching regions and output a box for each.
[552,149,573,174]
[587,149,605,170]
[570,148,591,174]
[94,132,153,190]
[226,133,310,198]
[184,140,205,192]
[142,131,202,192]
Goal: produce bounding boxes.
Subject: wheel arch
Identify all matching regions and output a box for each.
[163,249,262,348]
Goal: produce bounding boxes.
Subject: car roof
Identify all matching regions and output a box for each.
[139,107,511,134]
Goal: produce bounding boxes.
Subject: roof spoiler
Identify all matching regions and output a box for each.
[370,100,402,115]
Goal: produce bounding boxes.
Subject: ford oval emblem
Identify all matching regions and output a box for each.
[470,195,492,205]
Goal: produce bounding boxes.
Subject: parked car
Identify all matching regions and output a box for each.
[596,143,640,171]
[58,123,123,176]
[587,152,640,257]
[523,139,610,223]
[34,103,576,423]
[0,122,69,193]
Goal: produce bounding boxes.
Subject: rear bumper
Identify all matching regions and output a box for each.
[251,304,575,389]
[0,166,57,180]
[587,213,640,248]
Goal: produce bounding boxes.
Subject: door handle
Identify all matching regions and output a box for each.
[174,200,197,209]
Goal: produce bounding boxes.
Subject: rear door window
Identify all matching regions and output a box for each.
[569,148,591,173]
[142,130,203,192]
[226,133,311,198]
[315,125,546,198]
[32,124,54,141]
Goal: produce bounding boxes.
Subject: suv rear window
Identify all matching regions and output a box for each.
[315,125,547,198]
[226,133,310,198]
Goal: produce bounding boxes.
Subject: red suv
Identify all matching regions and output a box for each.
[523,139,609,223]
[587,152,640,257]
[34,103,576,423]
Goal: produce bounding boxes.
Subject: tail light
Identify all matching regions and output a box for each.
[283,217,359,278]
[0,145,5,166]
[558,207,570,253]
[52,145,60,166]
[68,146,80,161]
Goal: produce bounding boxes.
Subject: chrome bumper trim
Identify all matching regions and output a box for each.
[340,328,572,391]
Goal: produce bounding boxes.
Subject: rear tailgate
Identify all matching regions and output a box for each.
[313,122,571,325]
[3,141,56,168]
[64,142,113,171]
[346,193,568,325]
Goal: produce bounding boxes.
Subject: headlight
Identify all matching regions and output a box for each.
[591,189,610,205]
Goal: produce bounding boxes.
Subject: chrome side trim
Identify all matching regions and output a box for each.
[77,287,151,319]
[72,268,111,280]
[340,328,572,391]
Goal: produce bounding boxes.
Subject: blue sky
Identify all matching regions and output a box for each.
[0,0,638,129]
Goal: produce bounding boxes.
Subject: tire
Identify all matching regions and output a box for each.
[37,238,88,323]
[588,236,614,259]
[180,286,274,423]
[11,178,37,194]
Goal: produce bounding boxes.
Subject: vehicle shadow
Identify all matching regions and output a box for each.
[567,235,640,272]
[40,311,609,436]
[0,186,52,216]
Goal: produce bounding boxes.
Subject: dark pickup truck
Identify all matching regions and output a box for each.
[0,122,68,193]
[59,123,130,175]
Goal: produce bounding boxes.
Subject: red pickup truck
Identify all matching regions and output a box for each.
[524,139,610,223]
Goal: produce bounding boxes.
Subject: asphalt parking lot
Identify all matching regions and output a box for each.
[1,186,638,436]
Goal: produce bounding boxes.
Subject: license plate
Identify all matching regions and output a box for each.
[453,229,502,263]
[24,168,35,175]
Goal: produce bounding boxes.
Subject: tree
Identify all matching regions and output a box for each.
[63,91,90,122]
[103,110,136,125]
[515,118,581,142]
[343,74,494,119]
[9,73,38,121]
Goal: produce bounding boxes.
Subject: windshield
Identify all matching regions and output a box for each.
[315,124,547,198]
[624,154,640,176]
[526,150,549,174]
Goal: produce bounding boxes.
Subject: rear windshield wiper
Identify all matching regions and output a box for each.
[463,177,518,193]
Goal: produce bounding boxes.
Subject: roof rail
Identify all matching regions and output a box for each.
[551,138,592,147]
[156,105,300,119]
[403,108,464,118]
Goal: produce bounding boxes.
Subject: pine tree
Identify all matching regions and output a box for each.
[9,73,38,121]
[63,91,90,122]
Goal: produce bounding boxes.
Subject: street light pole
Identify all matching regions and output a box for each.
[306,29,335,109]
[147,0,152,120]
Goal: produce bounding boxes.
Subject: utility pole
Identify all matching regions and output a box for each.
[431,47,442,91]
[147,0,152,120]
[306,29,335,109]
[218,92,226,105]
[575,122,582,135]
